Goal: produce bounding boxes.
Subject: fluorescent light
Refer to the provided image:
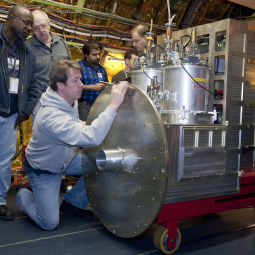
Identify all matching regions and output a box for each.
[108,57,125,62]
[104,47,126,53]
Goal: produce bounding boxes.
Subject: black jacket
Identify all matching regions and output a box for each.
[0,24,38,116]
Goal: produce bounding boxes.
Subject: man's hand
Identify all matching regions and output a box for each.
[108,81,128,112]
[14,113,29,130]
[93,82,106,91]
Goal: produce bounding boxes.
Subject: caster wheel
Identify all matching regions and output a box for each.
[153,226,181,254]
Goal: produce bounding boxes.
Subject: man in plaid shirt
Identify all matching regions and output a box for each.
[78,40,108,121]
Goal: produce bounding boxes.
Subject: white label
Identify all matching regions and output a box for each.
[9,78,19,94]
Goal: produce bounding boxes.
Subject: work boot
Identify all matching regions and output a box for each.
[0,205,14,221]
[60,200,94,219]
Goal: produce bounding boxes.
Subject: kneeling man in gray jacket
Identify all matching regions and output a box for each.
[16,60,128,230]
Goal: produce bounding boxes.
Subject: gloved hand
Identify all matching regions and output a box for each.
[14,113,29,130]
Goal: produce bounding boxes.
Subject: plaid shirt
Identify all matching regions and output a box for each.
[78,58,108,104]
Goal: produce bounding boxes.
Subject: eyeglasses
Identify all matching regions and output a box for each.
[13,15,33,27]
[33,24,48,32]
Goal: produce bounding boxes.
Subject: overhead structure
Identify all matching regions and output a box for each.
[1,0,253,48]
[228,0,255,10]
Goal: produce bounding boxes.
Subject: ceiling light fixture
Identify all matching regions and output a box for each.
[108,57,125,62]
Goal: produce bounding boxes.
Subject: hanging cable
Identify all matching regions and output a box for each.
[181,35,191,52]
[142,69,163,86]
[153,43,165,51]
[242,147,255,155]
[180,59,223,99]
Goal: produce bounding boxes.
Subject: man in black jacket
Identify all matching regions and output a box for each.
[0,5,38,221]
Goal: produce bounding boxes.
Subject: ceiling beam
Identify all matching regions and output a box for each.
[76,0,86,13]
[226,3,235,18]
[31,0,166,31]
[227,0,255,10]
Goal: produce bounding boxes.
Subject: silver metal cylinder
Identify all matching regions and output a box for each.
[130,68,163,93]
[162,64,209,112]
[96,149,123,171]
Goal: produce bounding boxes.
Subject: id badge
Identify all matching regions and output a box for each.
[9,78,19,94]
[7,58,19,70]
[98,72,103,79]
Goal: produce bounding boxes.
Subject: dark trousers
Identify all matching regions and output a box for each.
[78,102,92,121]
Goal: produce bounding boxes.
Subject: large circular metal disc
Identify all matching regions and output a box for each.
[83,84,168,238]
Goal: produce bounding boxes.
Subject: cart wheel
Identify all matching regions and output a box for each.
[153,226,181,254]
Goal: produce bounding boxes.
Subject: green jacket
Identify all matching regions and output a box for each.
[0,24,38,117]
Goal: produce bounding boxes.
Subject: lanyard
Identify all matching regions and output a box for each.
[123,70,128,78]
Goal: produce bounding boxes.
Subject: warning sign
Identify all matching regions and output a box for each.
[190,78,209,82]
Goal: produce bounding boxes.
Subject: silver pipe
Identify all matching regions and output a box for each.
[112,0,118,14]
[167,0,171,25]
[167,0,171,40]
[51,23,132,41]
[96,149,123,171]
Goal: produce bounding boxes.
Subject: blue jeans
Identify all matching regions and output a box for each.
[0,113,18,205]
[16,150,89,230]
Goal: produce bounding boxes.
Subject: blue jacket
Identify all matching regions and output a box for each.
[0,24,38,116]
[79,58,108,104]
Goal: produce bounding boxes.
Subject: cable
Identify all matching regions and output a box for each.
[180,60,223,99]
[143,68,153,80]
[153,43,165,51]
[181,35,191,52]
[142,69,163,86]
[52,31,131,50]
[242,147,255,155]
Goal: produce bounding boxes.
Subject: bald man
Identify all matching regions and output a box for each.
[131,24,150,52]
[26,10,70,122]
[131,24,157,58]
[0,5,38,220]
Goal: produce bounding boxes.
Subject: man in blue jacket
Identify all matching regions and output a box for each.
[78,40,108,121]
[0,5,38,221]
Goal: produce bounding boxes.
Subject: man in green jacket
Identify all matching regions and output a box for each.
[0,5,38,221]
[111,49,138,83]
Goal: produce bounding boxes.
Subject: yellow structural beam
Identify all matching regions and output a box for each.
[76,0,86,13]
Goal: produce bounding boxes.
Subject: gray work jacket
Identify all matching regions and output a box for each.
[26,32,70,96]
